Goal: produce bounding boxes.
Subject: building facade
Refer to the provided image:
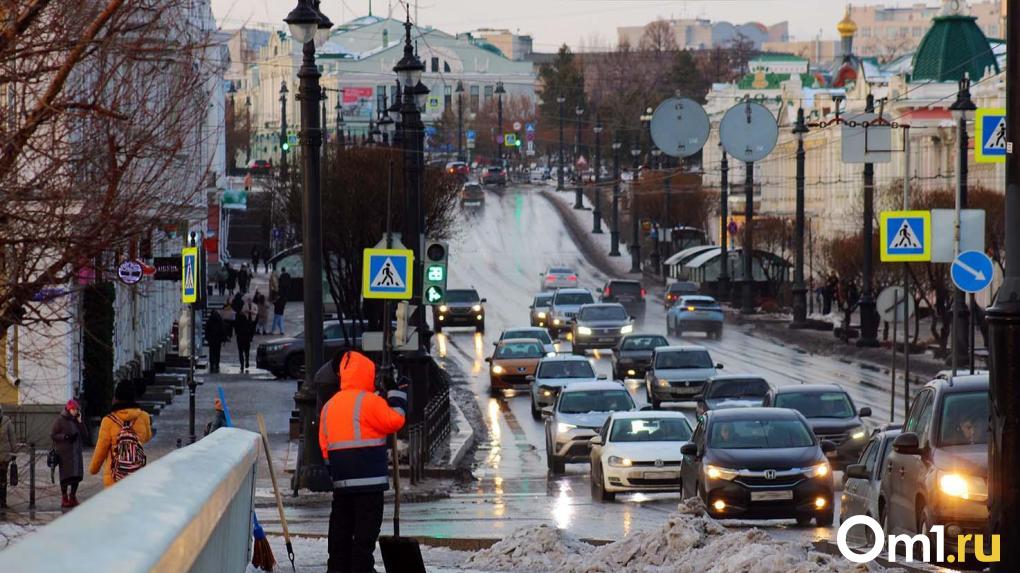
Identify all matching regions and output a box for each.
[618,18,789,50]
[850,1,1003,61]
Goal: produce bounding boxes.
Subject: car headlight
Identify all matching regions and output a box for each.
[553,319,561,325]
[804,462,830,479]
[657,378,670,387]
[538,311,547,318]
[491,365,504,374]
[607,456,633,468]
[472,304,482,312]
[577,326,592,336]
[264,343,290,352]
[620,324,633,334]
[850,426,867,440]
[439,305,448,313]
[939,472,988,501]
[556,422,577,434]
[705,465,739,481]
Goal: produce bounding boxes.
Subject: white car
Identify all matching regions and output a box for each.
[543,381,635,475]
[529,355,605,420]
[589,411,693,501]
[540,266,579,291]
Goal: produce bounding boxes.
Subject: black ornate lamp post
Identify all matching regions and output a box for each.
[387,81,402,147]
[335,97,344,149]
[495,80,506,164]
[718,147,730,301]
[455,80,465,161]
[244,95,252,165]
[949,74,976,370]
[629,144,641,273]
[857,94,880,346]
[227,83,237,174]
[640,107,653,165]
[609,136,621,253]
[591,116,603,233]
[574,105,584,208]
[556,95,566,191]
[279,81,289,179]
[791,108,810,328]
[285,0,333,493]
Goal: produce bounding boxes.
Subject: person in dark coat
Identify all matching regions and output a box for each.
[225,265,237,293]
[278,267,292,299]
[238,265,250,294]
[231,291,244,314]
[235,309,256,372]
[205,309,226,373]
[250,246,260,271]
[262,252,272,274]
[271,292,287,335]
[50,399,89,508]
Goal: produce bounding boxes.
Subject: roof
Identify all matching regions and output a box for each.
[678,295,717,302]
[579,303,626,310]
[553,288,592,294]
[926,374,989,392]
[503,326,548,333]
[709,407,801,421]
[562,381,627,393]
[773,383,844,394]
[539,354,591,363]
[911,15,999,82]
[708,374,768,382]
[655,345,709,353]
[610,410,688,420]
[751,53,808,62]
[497,338,546,346]
[663,245,716,267]
[737,71,819,91]
[608,279,642,285]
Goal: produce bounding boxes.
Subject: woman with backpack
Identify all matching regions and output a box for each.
[50,399,89,508]
[89,382,151,487]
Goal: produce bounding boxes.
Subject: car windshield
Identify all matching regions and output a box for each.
[324,322,365,340]
[610,418,692,443]
[554,292,594,306]
[504,330,552,345]
[620,336,669,351]
[655,351,713,369]
[578,306,628,321]
[446,290,480,303]
[680,299,720,310]
[709,419,815,449]
[707,379,770,399]
[774,391,855,419]
[608,282,642,296]
[464,184,481,192]
[533,295,553,308]
[538,361,595,379]
[938,391,989,446]
[558,390,633,414]
[495,342,545,359]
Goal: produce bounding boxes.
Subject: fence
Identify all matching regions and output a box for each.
[0,428,260,573]
[400,354,451,484]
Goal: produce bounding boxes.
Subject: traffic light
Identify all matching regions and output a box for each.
[423,240,448,305]
[281,140,290,152]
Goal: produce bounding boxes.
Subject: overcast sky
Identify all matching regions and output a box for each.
[211,0,857,50]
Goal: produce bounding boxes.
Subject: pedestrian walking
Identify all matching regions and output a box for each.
[205,308,226,373]
[231,291,244,315]
[823,273,837,315]
[216,266,228,296]
[253,290,268,335]
[50,399,89,509]
[0,405,17,509]
[260,295,273,336]
[262,251,272,274]
[271,293,287,335]
[220,302,236,342]
[89,382,151,488]
[238,264,250,294]
[251,246,260,272]
[235,306,256,372]
[319,351,407,573]
[269,268,280,301]
[205,398,227,435]
[226,265,237,294]
[278,267,292,300]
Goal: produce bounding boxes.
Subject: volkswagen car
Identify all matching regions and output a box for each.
[762,384,871,470]
[486,338,547,395]
[547,288,595,338]
[543,381,635,475]
[611,334,669,380]
[570,303,633,355]
[644,346,721,409]
[529,355,604,419]
[433,288,486,333]
[589,411,693,501]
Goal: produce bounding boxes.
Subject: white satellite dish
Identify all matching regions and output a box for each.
[719,101,779,163]
[650,97,710,158]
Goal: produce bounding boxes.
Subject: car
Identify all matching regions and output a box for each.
[644,345,722,409]
[666,295,724,339]
[433,288,486,333]
[529,293,554,327]
[695,375,771,418]
[482,165,507,186]
[611,334,670,380]
[446,161,470,179]
[600,279,646,319]
[547,288,595,338]
[460,182,485,206]
[570,303,633,355]
[529,355,605,419]
[665,281,700,309]
[486,338,547,395]
[840,426,902,545]
[498,327,556,355]
[247,159,272,174]
[881,375,989,560]
[679,407,836,525]
[589,411,693,501]
[762,384,871,470]
[543,381,636,475]
[256,319,366,379]
[539,266,579,291]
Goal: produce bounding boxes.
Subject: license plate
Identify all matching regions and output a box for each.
[825,451,837,458]
[643,471,678,479]
[750,490,793,501]
[598,338,615,343]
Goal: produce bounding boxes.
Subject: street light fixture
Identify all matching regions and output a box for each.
[857,94,881,347]
[791,108,810,328]
[495,81,506,164]
[313,0,333,48]
[629,144,641,273]
[640,107,653,165]
[335,97,344,149]
[455,80,465,162]
[244,95,252,165]
[557,95,566,192]
[590,116,604,234]
[609,136,622,252]
[574,105,584,209]
[949,73,977,371]
[285,0,320,44]
[279,81,289,179]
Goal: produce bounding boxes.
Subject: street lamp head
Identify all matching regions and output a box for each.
[645,106,653,115]
[312,0,333,48]
[244,95,251,108]
[651,147,661,157]
[280,81,289,96]
[414,80,430,108]
[455,79,464,94]
[630,146,640,157]
[285,0,320,45]
[227,82,237,95]
[388,81,403,122]
[593,119,603,135]
[393,13,425,86]
[495,81,506,96]
[575,105,583,117]
[611,140,621,150]
[556,95,566,104]
[949,73,977,119]
[792,107,809,138]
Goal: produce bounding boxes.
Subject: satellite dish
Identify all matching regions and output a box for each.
[719,101,779,163]
[650,97,710,158]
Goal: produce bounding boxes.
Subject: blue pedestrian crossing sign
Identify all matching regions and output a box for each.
[362,248,413,300]
[880,210,931,262]
[975,108,1006,164]
[181,247,198,303]
[951,250,994,293]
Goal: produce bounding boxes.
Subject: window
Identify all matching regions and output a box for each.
[390,84,398,106]
[708,419,814,449]
[610,417,692,443]
[558,390,633,414]
[375,85,387,113]
[913,395,936,448]
[431,57,439,72]
[470,85,479,111]
[578,306,628,321]
[484,85,493,101]
[904,390,932,433]
[861,440,880,477]
[774,391,855,419]
[494,341,544,358]
[444,61,451,72]
[655,351,713,369]
[444,85,452,109]
[939,392,989,446]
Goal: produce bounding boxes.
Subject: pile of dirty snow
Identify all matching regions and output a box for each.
[464,522,593,571]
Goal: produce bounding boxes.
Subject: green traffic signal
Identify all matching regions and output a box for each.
[425,285,444,304]
[426,264,445,282]
[281,141,290,151]
[515,139,522,148]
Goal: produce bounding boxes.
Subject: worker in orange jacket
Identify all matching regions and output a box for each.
[319,350,406,573]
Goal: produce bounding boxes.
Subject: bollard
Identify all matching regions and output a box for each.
[28,443,36,511]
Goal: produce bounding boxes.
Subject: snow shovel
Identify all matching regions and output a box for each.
[378,433,426,573]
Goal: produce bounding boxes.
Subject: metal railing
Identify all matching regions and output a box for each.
[400,354,451,484]
[0,428,261,573]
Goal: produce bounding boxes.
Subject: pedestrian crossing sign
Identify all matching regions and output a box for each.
[880,210,931,262]
[362,248,414,300]
[181,247,198,303]
[975,108,1006,163]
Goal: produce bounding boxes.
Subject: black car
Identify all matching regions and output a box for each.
[256,319,366,378]
[600,279,646,319]
[611,334,669,380]
[695,375,771,417]
[433,288,486,333]
[570,303,633,354]
[762,384,871,470]
[680,408,836,525]
[665,281,699,309]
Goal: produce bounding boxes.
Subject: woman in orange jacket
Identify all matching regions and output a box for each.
[89,382,152,487]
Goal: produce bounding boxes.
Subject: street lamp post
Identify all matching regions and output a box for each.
[574,105,584,209]
[949,75,976,371]
[791,108,810,328]
[335,97,344,149]
[640,107,653,165]
[629,144,641,273]
[279,81,289,179]
[285,0,333,493]
[244,96,252,165]
[227,83,237,174]
[591,117,604,234]
[857,94,881,347]
[456,80,465,162]
[718,149,730,301]
[609,135,621,251]
[495,81,505,165]
[557,95,566,191]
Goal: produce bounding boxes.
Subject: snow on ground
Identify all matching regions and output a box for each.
[544,188,636,278]
[0,521,37,551]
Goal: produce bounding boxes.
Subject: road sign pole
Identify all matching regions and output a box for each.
[719,151,730,302]
[741,161,755,315]
[891,288,898,422]
[902,130,911,421]
[858,95,880,347]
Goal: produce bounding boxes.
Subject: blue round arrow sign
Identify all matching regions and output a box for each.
[951,250,994,293]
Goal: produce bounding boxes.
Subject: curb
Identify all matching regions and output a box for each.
[538,189,628,280]
[445,399,475,469]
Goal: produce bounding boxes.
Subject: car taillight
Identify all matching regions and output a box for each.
[604,287,611,296]
[641,288,647,298]
[546,276,555,282]
[568,275,577,281]
[667,294,676,301]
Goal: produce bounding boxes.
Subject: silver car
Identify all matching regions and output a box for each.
[644,345,721,409]
[540,266,579,291]
[529,355,604,420]
[547,288,595,338]
[543,381,635,475]
[840,427,902,545]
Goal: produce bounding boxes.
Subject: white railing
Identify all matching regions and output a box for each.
[0,428,260,573]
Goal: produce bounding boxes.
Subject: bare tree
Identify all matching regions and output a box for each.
[639,19,678,53]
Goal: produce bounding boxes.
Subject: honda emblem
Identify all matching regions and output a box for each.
[764,470,777,480]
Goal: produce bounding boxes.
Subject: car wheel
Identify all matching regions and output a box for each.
[550,457,565,475]
[285,353,304,379]
[476,321,485,334]
[531,397,541,421]
[816,507,835,527]
[716,327,724,340]
[592,464,615,502]
[795,514,814,527]
[918,503,936,540]
[675,325,683,337]
[571,344,583,356]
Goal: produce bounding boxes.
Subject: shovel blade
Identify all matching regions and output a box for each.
[378,535,427,573]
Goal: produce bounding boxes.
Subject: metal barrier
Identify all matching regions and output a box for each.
[0,428,260,573]
[400,354,451,484]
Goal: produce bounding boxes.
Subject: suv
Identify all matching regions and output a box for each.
[529,292,554,327]
[645,345,721,409]
[600,279,646,319]
[570,303,633,355]
[528,355,604,419]
[543,381,635,475]
[482,165,507,186]
[433,288,486,333]
[665,281,699,309]
[880,375,989,560]
[256,319,365,379]
[460,182,484,205]
[762,384,871,470]
[547,288,595,338]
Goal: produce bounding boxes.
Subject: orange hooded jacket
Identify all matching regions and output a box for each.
[318,351,406,492]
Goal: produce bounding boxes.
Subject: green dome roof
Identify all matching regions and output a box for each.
[912,15,999,82]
